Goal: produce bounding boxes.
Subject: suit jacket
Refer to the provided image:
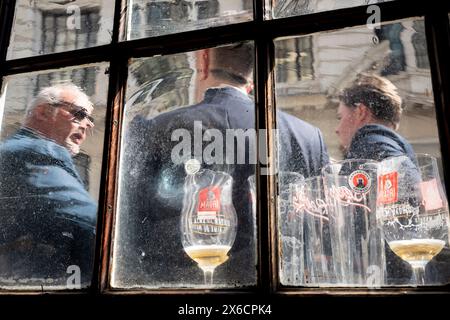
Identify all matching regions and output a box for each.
[116,87,329,287]
[0,128,97,287]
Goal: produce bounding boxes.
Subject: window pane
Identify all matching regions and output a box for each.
[274,17,450,287]
[112,42,257,288]
[267,0,394,19]
[125,0,253,40]
[0,63,109,289]
[7,0,114,60]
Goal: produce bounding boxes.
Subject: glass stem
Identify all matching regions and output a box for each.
[203,269,214,286]
[412,266,426,286]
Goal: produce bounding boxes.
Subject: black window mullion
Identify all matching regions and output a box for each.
[254,0,264,22]
[255,37,278,293]
[93,0,128,294]
[425,9,450,205]
[255,0,277,294]
[94,55,129,294]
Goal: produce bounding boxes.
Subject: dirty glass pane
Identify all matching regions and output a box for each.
[274,17,450,287]
[112,42,257,288]
[7,0,114,60]
[125,0,253,40]
[0,63,109,290]
[266,0,394,19]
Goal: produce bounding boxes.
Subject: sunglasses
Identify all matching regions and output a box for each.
[52,101,95,126]
[71,108,95,126]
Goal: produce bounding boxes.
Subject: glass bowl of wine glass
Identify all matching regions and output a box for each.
[377,154,449,285]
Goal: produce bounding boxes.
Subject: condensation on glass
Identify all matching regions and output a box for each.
[274,17,450,287]
[125,0,253,40]
[112,42,257,288]
[0,63,109,290]
[7,0,114,60]
[266,0,394,19]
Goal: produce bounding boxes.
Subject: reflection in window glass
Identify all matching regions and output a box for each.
[7,0,114,60]
[274,18,450,287]
[126,0,253,40]
[0,64,109,289]
[112,42,257,288]
[267,0,394,19]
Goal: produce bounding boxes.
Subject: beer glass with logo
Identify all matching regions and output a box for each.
[181,169,237,286]
[377,154,449,285]
[323,159,384,286]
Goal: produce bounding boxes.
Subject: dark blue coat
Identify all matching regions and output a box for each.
[345,124,417,164]
[0,128,97,287]
[117,87,329,287]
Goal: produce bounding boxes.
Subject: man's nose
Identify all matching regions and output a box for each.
[79,118,94,131]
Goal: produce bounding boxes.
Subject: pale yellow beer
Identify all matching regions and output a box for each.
[184,245,231,272]
[389,239,445,264]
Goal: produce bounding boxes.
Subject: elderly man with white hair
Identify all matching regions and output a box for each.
[0,83,97,288]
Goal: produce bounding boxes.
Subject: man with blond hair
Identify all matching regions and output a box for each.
[336,73,415,162]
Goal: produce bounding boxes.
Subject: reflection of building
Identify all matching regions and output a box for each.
[126,53,195,118]
[275,19,439,160]
[8,0,112,60]
[128,0,252,38]
[272,0,393,18]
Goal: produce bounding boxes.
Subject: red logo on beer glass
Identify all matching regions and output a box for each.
[197,187,221,219]
[348,170,372,193]
[378,172,398,205]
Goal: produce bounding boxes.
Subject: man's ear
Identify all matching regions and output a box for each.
[198,49,210,80]
[355,103,372,124]
[33,104,53,121]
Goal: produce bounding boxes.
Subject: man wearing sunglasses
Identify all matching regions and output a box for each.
[0,83,97,288]
[25,88,95,156]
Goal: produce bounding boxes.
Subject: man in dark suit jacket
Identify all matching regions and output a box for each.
[115,42,329,288]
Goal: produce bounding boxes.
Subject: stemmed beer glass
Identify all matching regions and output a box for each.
[181,169,237,286]
[377,154,449,285]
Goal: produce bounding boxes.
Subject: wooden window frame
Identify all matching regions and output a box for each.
[0,0,449,299]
